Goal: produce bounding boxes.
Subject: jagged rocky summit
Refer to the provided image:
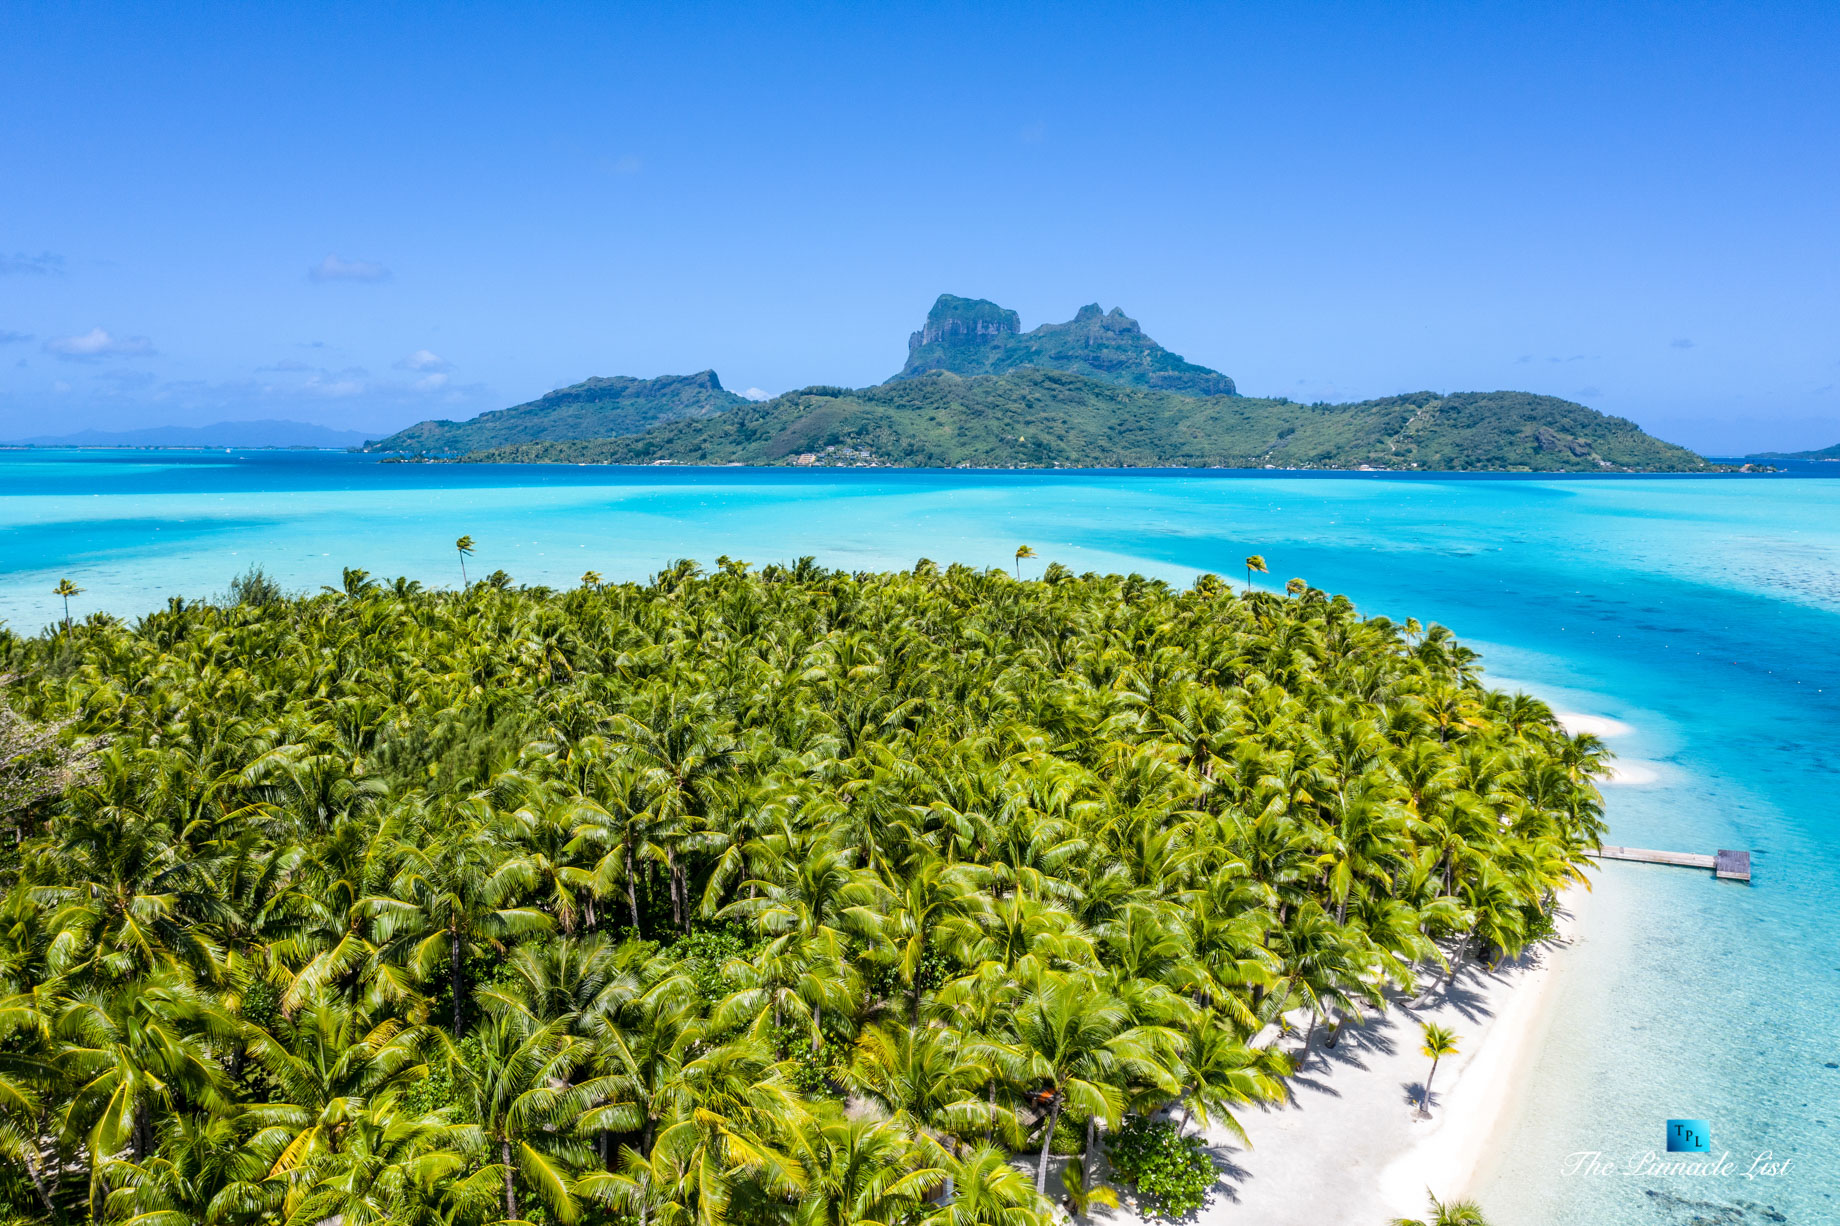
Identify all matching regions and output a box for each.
[894,294,1238,397]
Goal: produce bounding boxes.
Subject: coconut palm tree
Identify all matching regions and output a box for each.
[455,534,475,586]
[1010,972,1177,1192]
[795,1113,940,1226]
[1013,545,1036,578]
[364,823,552,1036]
[449,1013,624,1221]
[1391,1190,1491,1225]
[54,577,82,632]
[1173,1018,1289,1143]
[845,1022,986,1155]
[919,1145,1048,1226]
[1243,555,1267,593]
[1415,1022,1460,1118]
[642,1036,813,1226]
[276,1096,483,1226]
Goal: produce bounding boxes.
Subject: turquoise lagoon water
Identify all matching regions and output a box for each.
[4,448,1838,1225]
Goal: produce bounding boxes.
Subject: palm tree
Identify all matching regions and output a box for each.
[1243,555,1267,593]
[1173,1018,1288,1143]
[1391,1190,1491,1225]
[795,1114,940,1226]
[450,1013,623,1221]
[1013,545,1036,578]
[880,855,990,1022]
[1010,973,1176,1193]
[364,824,552,1036]
[582,569,604,589]
[54,577,82,631]
[919,1145,1047,1226]
[455,534,475,585]
[1061,1160,1119,1218]
[277,1096,481,1226]
[54,973,239,1213]
[1266,903,1379,1069]
[846,1022,986,1154]
[640,1036,813,1226]
[1415,1022,1459,1118]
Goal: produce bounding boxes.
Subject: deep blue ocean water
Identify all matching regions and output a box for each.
[4,448,1837,1224]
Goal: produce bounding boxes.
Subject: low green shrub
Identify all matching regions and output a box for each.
[1105,1115,1216,1219]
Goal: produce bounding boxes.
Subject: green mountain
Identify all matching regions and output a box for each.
[364,369,746,454]
[1746,441,1840,460]
[895,294,1238,396]
[462,369,1710,472]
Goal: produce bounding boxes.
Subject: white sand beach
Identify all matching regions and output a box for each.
[1552,712,1634,740]
[1081,887,1592,1226]
[1554,710,1663,786]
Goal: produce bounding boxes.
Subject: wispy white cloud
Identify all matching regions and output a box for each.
[45,328,157,360]
[309,254,390,283]
[394,348,452,373]
[741,387,771,401]
[300,368,371,398]
[0,252,63,276]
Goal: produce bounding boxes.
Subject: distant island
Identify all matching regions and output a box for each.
[1745,441,1840,461]
[13,419,374,449]
[367,295,1714,473]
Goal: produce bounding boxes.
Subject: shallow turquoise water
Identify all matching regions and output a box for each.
[4,449,1837,1224]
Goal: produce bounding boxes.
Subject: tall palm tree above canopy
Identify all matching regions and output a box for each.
[454,535,475,587]
[54,578,83,632]
[1243,555,1267,593]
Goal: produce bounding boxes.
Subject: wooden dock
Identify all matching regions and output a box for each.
[1591,845,1752,882]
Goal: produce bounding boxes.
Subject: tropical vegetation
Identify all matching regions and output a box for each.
[366,371,746,456]
[0,553,1601,1224]
[1101,1117,1214,1218]
[458,373,1711,472]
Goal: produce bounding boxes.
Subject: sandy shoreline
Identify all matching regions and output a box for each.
[1083,885,1592,1226]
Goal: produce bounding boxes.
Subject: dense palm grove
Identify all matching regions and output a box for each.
[0,558,1604,1226]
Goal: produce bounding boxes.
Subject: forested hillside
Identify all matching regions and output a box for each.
[366,370,746,455]
[0,559,1603,1225]
[465,370,1711,472]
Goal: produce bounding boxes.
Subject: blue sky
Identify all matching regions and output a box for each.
[2,1,1836,453]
